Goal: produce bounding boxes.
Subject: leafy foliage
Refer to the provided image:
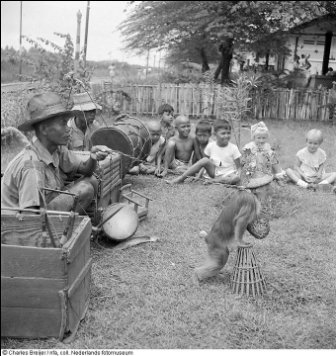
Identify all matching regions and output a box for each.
[165,34,220,72]
[202,70,262,146]
[1,33,95,130]
[120,1,328,82]
[18,33,95,108]
[22,33,74,83]
[317,1,336,14]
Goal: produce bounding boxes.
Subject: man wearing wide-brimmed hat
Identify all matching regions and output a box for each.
[1,92,112,213]
[67,92,102,151]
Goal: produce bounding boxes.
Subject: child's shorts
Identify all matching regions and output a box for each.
[203,168,238,180]
[169,159,189,172]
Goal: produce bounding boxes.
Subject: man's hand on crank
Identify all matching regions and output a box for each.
[90,145,113,161]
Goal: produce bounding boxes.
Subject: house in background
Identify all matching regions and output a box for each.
[284,14,336,75]
[232,14,336,87]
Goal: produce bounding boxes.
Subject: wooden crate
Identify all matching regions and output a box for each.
[1,213,92,340]
[72,150,123,208]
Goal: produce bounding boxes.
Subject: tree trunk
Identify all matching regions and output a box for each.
[322,31,332,75]
[265,51,270,71]
[200,47,210,73]
[214,61,222,80]
[214,37,233,84]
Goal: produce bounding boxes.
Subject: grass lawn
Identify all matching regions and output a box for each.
[1,119,336,349]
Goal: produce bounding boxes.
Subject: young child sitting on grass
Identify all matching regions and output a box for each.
[158,103,176,142]
[138,120,166,175]
[130,104,175,175]
[240,121,286,188]
[286,129,336,192]
[166,119,241,185]
[192,119,213,164]
[159,115,195,178]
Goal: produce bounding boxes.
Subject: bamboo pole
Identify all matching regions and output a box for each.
[74,10,82,73]
[176,84,180,114]
[83,1,90,68]
[1,207,78,216]
[192,86,195,116]
[323,91,328,121]
[19,1,23,80]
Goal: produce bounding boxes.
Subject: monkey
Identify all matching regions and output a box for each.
[194,189,262,282]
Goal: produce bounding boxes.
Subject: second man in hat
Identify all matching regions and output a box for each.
[67,92,102,151]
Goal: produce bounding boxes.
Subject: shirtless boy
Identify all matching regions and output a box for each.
[138,120,166,175]
[159,115,195,178]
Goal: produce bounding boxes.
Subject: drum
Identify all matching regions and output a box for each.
[101,203,139,241]
[91,115,152,176]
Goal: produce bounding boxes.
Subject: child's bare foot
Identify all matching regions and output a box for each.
[139,164,155,174]
[157,169,168,178]
[154,168,163,177]
[145,167,156,174]
[165,177,183,184]
[128,166,139,175]
[307,183,317,191]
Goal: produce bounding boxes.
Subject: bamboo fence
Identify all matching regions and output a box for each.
[3,81,332,122]
[91,82,335,122]
[250,88,333,122]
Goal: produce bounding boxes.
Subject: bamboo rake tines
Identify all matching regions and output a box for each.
[231,244,267,297]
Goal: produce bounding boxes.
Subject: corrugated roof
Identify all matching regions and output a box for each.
[286,14,336,33]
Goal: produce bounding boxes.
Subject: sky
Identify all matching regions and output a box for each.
[1,1,155,66]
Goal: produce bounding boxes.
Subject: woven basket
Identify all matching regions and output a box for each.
[231,244,267,297]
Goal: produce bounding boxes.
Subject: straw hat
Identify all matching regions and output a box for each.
[72,92,102,112]
[241,171,273,189]
[18,92,78,132]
